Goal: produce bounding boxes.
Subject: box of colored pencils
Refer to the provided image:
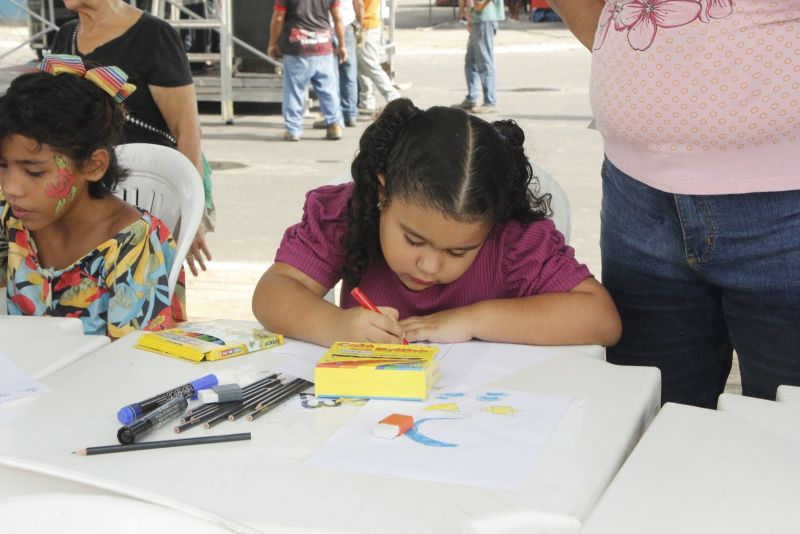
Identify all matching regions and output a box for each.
[314,342,440,401]
[135,320,284,362]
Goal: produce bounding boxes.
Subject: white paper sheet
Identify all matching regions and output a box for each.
[0,352,50,404]
[305,389,571,489]
[436,342,553,391]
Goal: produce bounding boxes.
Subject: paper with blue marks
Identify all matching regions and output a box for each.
[305,388,571,489]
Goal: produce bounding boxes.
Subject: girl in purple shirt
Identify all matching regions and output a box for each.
[253,99,621,347]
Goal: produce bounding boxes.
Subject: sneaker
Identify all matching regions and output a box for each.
[284,131,301,142]
[344,117,358,127]
[471,104,497,114]
[326,123,343,140]
[452,98,477,111]
[358,107,376,116]
[312,119,327,130]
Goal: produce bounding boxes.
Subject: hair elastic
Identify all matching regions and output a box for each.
[39,53,136,103]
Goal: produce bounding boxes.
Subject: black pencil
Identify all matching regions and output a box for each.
[73,432,252,456]
[247,380,311,421]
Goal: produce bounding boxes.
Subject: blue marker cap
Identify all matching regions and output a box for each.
[189,374,219,399]
[117,404,142,425]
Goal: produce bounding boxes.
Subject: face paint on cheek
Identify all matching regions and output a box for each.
[45,154,78,214]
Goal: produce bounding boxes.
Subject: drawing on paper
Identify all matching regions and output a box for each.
[481,405,521,416]
[476,391,509,402]
[435,392,465,400]
[425,402,460,412]
[405,417,460,448]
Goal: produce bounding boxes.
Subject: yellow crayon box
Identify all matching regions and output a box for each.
[314,342,441,401]
[135,320,284,362]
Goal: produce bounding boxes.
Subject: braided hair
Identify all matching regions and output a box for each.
[0,70,129,198]
[342,98,550,287]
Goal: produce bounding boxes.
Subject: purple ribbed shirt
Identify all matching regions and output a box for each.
[275,183,593,318]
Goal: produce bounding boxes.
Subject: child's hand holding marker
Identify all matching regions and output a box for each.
[351,288,409,344]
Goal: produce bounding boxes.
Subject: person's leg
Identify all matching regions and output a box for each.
[357,28,400,104]
[282,54,312,137]
[463,25,480,106]
[472,21,497,106]
[339,24,358,125]
[309,54,343,127]
[601,158,733,408]
[698,190,800,400]
[357,52,376,111]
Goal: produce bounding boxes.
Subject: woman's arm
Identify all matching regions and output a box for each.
[150,83,211,276]
[252,262,405,346]
[545,0,606,51]
[400,278,622,346]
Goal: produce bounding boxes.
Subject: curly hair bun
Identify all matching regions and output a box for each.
[493,119,525,147]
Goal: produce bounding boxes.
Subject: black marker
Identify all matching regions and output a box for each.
[116,374,218,424]
[117,397,188,444]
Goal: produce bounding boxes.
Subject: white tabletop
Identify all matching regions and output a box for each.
[716,393,800,444]
[0,333,659,534]
[0,317,110,380]
[0,314,86,336]
[776,384,800,406]
[581,402,800,534]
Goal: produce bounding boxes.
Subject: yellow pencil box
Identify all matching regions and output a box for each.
[314,342,440,401]
[135,320,284,362]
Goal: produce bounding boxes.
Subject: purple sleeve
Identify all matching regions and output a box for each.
[274,183,352,289]
[502,219,593,296]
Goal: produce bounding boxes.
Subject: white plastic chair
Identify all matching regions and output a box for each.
[114,143,205,301]
[530,160,572,243]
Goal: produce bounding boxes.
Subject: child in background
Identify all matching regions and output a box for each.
[0,55,185,339]
[253,98,621,347]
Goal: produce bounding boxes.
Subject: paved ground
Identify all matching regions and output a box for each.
[0,4,741,393]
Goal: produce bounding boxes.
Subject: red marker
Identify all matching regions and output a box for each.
[350,287,409,344]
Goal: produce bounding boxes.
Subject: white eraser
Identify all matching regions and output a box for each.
[373,423,402,439]
[198,389,220,404]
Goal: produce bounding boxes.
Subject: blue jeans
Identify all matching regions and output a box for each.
[282,53,342,135]
[465,21,498,106]
[338,25,358,123]
[601,158,800,408]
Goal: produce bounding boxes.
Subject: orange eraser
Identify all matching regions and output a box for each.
[373,413,414,439]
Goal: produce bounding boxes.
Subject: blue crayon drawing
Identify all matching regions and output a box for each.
[405,418,459,448]
[435,392,465,400]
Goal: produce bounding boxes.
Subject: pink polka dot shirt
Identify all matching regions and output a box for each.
[591,0,800,194]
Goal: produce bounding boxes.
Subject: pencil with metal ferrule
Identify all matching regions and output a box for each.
[198,381,284,429]
[216,381,291,424]
[246,379,311,421]
[174,401,240,433]
[227,378,304,421]
[179,376,280,425]
[74,433,252,456]
[253,378,309,410]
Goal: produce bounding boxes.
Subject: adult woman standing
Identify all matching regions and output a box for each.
[51,0,212,276]
[548,0,800,408]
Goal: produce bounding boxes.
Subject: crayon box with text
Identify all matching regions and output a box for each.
[135,320,284,362]
[314,342,440,401]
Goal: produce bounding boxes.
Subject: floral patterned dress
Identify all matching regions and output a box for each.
[0,191,186,339]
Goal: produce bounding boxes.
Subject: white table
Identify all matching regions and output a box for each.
[0,333,659,534]
[0,316,110,379]
[776,384,800,406]
[0,315,85,336]
[716,392,800,444]
[581,402,800,534]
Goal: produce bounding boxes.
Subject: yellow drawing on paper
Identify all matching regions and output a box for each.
[481,405,521,416]
[425,403,460,413]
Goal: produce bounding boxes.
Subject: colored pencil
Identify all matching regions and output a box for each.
[351,287,409,344]
[74,433,251,455]
[246,379,311,421]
